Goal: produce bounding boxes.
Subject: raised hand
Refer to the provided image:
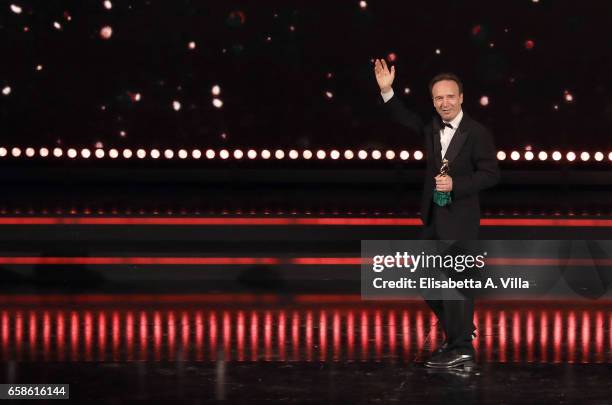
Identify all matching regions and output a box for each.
[374,58,395,93]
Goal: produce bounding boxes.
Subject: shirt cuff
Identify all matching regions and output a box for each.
[381,88,394,103]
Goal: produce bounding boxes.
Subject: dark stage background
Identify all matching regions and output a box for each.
[1,0,611,152]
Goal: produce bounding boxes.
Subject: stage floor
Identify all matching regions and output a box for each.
[0,297,610,401]
[0,208,610,400]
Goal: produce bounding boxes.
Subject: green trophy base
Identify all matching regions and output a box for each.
[433,189,452,207]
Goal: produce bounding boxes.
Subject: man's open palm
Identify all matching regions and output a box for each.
[374,58,395,92]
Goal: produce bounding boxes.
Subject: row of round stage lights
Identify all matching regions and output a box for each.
[0,147,611,162]
[0,147,420,160]
[496,151,612,162]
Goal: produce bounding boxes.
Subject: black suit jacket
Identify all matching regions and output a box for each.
[385,94,500,239]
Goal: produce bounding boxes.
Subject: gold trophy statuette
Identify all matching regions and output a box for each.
[433,158,452,207]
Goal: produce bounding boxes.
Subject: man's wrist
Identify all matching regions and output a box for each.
[380,87,394,103]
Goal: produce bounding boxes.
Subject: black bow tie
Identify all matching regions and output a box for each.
[442,122,453,129]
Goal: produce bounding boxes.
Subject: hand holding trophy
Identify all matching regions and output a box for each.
[433,159,452,206]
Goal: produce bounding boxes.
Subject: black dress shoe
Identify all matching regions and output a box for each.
[425,348,476,370]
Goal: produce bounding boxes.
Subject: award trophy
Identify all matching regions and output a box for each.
[433,158,452,207]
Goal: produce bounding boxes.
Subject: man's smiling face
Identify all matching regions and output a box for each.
[432,80,463,122]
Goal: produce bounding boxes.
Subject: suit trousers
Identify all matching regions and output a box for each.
[420,205,476,350]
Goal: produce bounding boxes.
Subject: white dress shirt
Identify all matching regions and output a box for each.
[381,88,464,159]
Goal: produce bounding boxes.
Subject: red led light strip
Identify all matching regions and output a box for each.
[0,308,609,363]
[0,256,609,266]
[0,294,609,305]
[0,217,611,227]
[0,257,282,265]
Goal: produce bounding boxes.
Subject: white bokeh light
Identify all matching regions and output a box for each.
[100,26,113,39]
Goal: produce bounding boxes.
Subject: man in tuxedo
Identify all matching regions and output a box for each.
[373,59,500,369]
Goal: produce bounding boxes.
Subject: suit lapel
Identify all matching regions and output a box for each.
[431,121,442,169]
[443,113,470,166]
